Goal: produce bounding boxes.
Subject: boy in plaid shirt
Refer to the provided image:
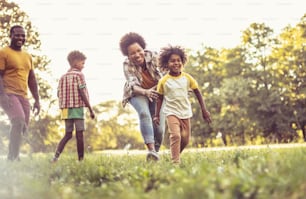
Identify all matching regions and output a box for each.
[52,50,95,162]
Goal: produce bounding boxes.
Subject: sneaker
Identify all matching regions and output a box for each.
[50,157,58,163]
[146,150,159,161]
[7,156,20,162]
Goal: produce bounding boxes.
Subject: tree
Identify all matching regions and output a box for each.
[186,20,305,146]
[241,23,295,142]
[186,47,223,146]
[271,14,306,141]
[187,46,255,146]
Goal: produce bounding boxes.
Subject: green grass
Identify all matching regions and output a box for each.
[1,146,306,199]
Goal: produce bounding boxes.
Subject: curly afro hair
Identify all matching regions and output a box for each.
[159,45,187,69]
[119,32,146,56]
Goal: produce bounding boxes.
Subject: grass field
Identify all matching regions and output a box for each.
[1,144,306,199]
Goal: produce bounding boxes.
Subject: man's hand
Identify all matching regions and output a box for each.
[32,100,40,116]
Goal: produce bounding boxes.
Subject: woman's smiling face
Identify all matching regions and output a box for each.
[127,42,145,67]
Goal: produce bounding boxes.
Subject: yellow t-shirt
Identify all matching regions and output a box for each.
[157,72,198,119]
[0,46,33,98]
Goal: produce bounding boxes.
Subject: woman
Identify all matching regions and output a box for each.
[119,32,166,161]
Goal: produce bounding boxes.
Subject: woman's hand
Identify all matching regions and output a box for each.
[144,88,159,101]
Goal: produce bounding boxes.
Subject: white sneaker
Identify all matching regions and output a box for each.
[50,157,58,163]
[146,150,159,161]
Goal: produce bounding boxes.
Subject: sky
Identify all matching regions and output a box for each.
[12,0,306,105]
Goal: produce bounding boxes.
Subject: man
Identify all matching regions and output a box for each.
[0,25,40,161]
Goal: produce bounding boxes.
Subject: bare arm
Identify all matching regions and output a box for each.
[153,94,164,126]
[0,70,5,95]
[79,88,95,119]
[132,85,159,101]
[28,69,40,115]
[0,70,11,108]
[123,61,159,101]
[28,70,39,101]
[193,88,211,124]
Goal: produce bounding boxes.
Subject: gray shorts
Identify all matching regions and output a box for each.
[65,119,85,132]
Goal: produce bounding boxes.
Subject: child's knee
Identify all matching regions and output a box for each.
[64,132,73,140]
[170,132,181,142]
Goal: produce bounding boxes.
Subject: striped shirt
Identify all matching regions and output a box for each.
[58,68,89,109]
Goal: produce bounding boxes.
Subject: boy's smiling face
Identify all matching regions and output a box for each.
[168,54,183,76]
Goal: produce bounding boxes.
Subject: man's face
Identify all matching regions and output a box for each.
[10,27,26,50]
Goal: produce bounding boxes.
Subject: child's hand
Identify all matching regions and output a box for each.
[153,116,160,126]
[90,110,95,119]
[202,110,212,124]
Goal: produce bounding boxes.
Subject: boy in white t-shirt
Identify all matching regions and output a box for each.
[154,45,212,164]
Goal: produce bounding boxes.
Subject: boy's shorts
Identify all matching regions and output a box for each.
[65,119,85,132]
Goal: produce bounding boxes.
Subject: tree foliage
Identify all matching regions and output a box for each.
[186,14,306,146]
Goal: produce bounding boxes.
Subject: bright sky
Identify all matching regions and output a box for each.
[12,0,306,105]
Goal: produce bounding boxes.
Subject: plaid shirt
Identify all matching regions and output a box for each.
[122,50,165,107]
[58,68,89,108]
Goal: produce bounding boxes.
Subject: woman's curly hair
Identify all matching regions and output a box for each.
[119,32,146,56]
[159,45,187,69]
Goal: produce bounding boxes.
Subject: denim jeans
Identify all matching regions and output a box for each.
[129,95,165,152]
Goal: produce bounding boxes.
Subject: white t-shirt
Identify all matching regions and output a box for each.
[157,72,198,119]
